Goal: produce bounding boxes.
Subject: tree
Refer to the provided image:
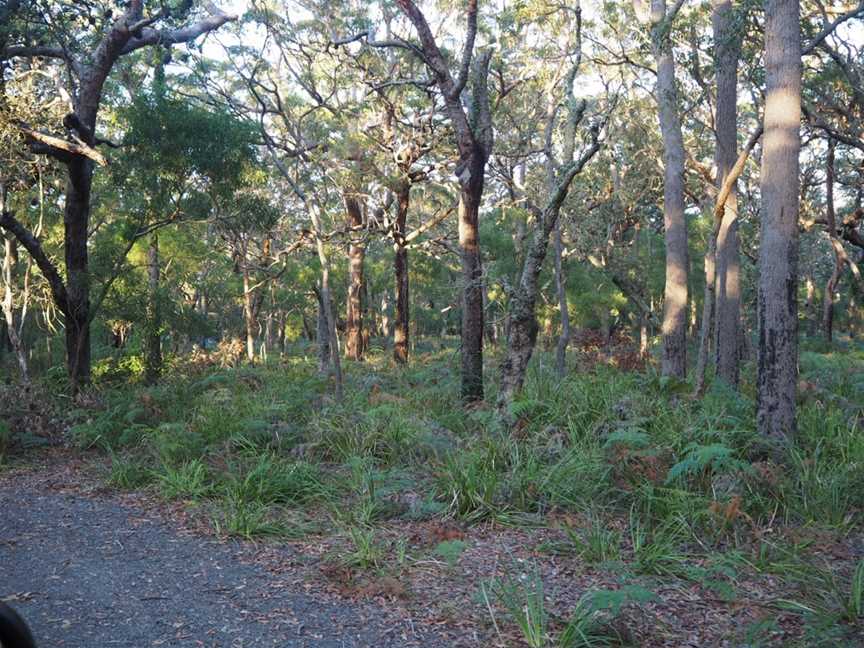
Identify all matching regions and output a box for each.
[711,0,744,387]
[496,2,607,410]
[635,0,689,379]
[0,0,235,388]
[757,0,801,444]
[344,191,367,361]
[390,0,494,402]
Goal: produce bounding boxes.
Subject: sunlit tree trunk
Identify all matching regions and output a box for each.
[649,0,689,379]
[757,0,801,443]
[458,170,486,400]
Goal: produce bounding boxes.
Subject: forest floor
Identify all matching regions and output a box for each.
[0,454,451,647]
[2,338,864,646]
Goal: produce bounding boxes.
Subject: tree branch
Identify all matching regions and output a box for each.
[803,1,864,56]
[0,211,69,315]
[16,122,108,166]
[120,9,238,55]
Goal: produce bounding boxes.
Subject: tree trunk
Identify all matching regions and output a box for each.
[344,194,366,361]
[757,0,801,444]
[144,232,162,384]
[804,274,817,335]
[553,220,570,377]
[652,0,689,379]
[458,172,486,402]
[2,237,29,382]
[64,157,93,388]
[823,139,844,343]
[694,225,717,394]
[394,185,410,364]
[315,288,330,371]
[713,0,743,387]
[640,314,650,357]
[241,243,256,363]
[310,205,343,400]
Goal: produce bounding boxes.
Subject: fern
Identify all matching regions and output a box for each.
[665,443,750,484]
[602,428,651,449]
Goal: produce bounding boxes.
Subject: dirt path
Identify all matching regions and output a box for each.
[0,472,445,647]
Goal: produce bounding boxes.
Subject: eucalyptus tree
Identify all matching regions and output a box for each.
[756,0,801,443]
[633,0,689,379]
[0,0,236,388]
[711,0,745,387]
[337,0,494,401]
[495,1,609,411]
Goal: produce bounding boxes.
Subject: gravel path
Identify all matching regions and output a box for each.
[0,484,443,647]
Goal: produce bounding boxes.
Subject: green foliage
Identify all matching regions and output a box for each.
[665,443,751,485]
[560,513,622,564]
[558,585,657,648]
[434,540,468,567]
[0,420,10,461]
[483,563,549,648]
[106,454,154,490]
[222,455,327,505]
[156,459,211,499]
[344,527,385,569]
[483,560,656,648]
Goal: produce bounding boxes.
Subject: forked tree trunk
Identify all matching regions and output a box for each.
[757,0,801,444]
[497,144,602,408]
[712,0,742,387]
[394,184,410,364]
[392,1,492,403]
[651,0,689,379]
[0,5,234,390]
[344,194,366,361]
[144,232,162,384]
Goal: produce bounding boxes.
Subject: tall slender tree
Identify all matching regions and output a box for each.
[390,0,493,402]
[757,0,801,443]
[636,0,689,378]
